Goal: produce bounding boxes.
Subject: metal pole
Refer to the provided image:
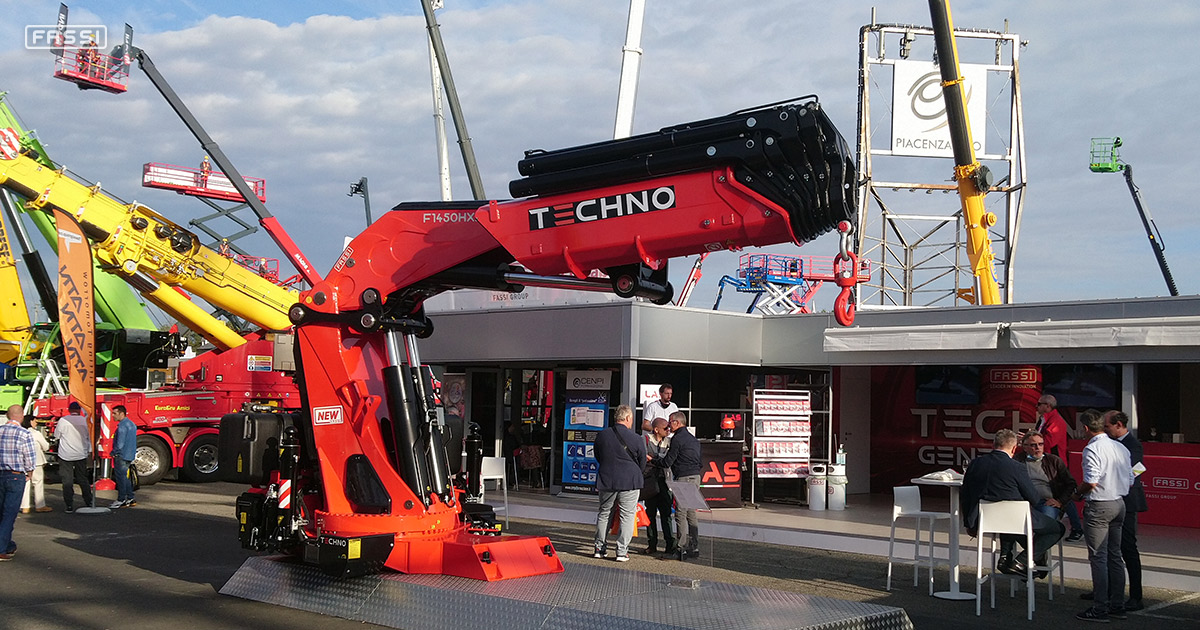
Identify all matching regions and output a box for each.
[428,35,453,201]
[419,0,485,200]
[613,0,647,139]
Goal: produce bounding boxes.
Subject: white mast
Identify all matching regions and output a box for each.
[612,0,647,139]
[428,1,453,201]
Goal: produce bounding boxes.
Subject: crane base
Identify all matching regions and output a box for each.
[221,555,912,630]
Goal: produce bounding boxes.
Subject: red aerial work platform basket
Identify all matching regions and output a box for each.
[53,47,129,94]
[142,162,267,203]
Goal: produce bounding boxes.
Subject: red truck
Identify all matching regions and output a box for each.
[33,331,299,484]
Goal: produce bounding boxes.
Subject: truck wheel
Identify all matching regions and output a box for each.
[135,436,171,486]
[181,434,220,483]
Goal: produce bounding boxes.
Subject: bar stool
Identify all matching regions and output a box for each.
[887,486,951,594]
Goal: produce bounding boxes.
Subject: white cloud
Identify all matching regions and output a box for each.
[1,0,1198,318]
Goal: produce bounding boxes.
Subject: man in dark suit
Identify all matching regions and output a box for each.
[1104,411,1147,611]
[592,404,646,562]
[962,429,1066,574]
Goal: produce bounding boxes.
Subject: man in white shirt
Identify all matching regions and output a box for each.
[641,384,679,432]
[1074,409,1134,622]
[53,402,94,513]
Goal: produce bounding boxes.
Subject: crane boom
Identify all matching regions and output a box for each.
[1122,164,1179,296]
[0,150,297,350]
[928,0,1002,305]
[130,48,322,287]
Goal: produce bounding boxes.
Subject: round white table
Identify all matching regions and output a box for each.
[911,476,976,601]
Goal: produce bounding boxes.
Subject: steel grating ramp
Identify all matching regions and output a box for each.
[221,556,912,630]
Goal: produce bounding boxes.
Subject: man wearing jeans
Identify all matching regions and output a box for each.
[654,411,703,559]
[1037,394,1084,541]
[109,405,137,509]
[592,405,645,562]
[1,404,37,560]
[1075,410,1133,622]
[1014,430,1076,521]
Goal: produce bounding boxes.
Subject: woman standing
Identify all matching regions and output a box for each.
[20,416,52,514]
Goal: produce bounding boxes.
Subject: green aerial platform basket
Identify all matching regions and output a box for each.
[1089,137,1125,173]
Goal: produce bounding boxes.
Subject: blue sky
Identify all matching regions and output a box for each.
[2,1,1199,320]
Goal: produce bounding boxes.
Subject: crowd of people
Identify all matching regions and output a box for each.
[1,384,1155,618]
[593,383,703,562]
[0,402,141,561]
[961,395,1146,622]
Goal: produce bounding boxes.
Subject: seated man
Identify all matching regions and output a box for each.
[1014,430,1077,520]
[962,429,1066,576]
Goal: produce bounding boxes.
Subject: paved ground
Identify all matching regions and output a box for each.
[1,481,1196,629]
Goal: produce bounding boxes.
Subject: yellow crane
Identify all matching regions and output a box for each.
[928,0,1002,305]
[0,150,296,350]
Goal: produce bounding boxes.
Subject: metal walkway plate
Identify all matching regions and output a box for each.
[221,556,913,630]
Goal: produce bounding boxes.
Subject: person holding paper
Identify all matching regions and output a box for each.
[1103,410,1147,612]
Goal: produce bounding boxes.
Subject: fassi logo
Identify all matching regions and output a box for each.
[527,185,675,230]
[988,368,1037,384]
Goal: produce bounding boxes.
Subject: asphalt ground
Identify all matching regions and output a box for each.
[1,481,1197,629]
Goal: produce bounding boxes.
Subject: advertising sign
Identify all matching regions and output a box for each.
[561,391,608,494]
[869,364,1122,493]
[566,370,612,391]
[870,364,1037,491]
[1140,454,1200,528]
[891,60,988,157]
[699,441,742,508]
[1069,443,1200,529]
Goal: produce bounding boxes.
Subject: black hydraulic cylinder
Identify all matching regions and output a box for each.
[1124,165,1179,297]
[382,364,433,506]
[23,254,58,321]
[1,191,58,321]
[464,423,483,500]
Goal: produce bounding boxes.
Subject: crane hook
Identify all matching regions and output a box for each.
[832,221,857,327]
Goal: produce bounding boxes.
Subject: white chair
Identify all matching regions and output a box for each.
[479,456,509,528]
[998,518,1066,601]
[976,500,1035,620]
[887,486,951,594]
[1035,532,1066,599]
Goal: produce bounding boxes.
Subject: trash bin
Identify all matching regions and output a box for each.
[807,464,827,511]
[827,463,847,511]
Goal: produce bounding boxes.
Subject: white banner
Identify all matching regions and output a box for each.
[891,60,988,157]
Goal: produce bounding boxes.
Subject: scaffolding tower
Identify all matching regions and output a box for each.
[855,19,1027,307]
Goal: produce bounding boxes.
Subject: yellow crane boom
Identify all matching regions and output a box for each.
[928,0,1002,305]
[0,150,297,350]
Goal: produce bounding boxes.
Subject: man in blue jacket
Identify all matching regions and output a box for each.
[109,405,138,509]
[592,405,645,562]
[654,411,703,559]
